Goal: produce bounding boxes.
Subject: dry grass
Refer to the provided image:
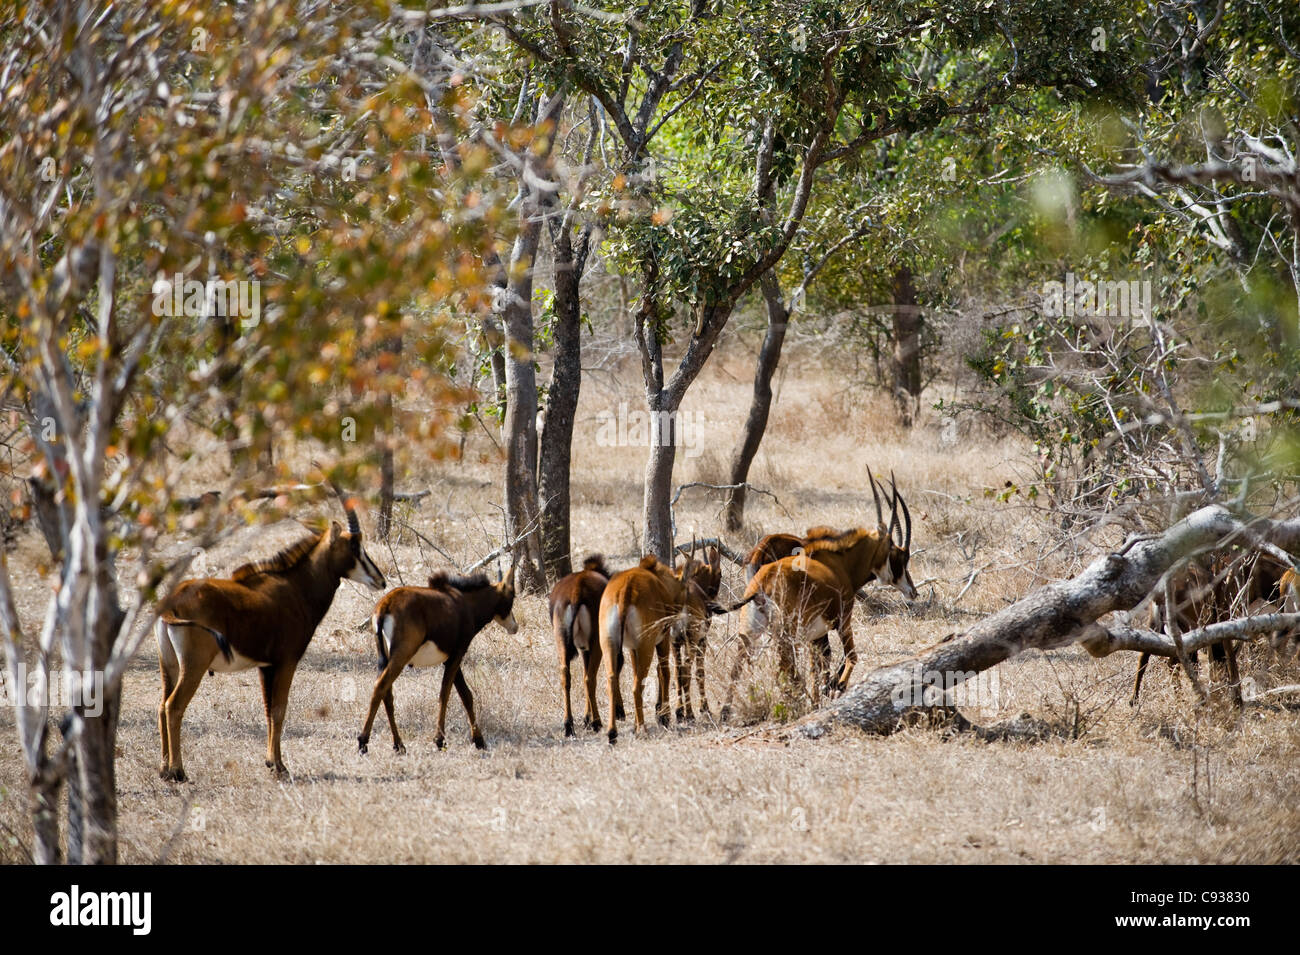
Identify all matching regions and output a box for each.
[1,336,1298,864]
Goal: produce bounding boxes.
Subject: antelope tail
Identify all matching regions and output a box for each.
[604,602,626,658]
[374,614,390,671]
[708,593,758,617]
[161,613,233,664]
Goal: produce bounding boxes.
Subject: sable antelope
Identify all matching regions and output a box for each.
[599,554,695,742]
[549,555,611,736]
[672,541,722,722]
[156,490,385,782]
[711,469,916,715]
[357,564,517,754]
[1131,550,1289,706]
[744,533,803,582]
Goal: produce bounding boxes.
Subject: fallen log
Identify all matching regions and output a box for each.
[795,504,1300,738]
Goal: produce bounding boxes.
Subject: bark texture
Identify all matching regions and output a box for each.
[538,221,591,581]
[891,265,921,428]
[724,273,789,532]
[500,89,565,593]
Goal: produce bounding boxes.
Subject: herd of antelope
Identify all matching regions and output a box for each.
[151,468,1299,782]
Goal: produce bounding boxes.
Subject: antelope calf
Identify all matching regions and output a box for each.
[156,497,385,781]
[599,554,694,743]
[548,555,611,736]
[357,566,516,754]
[672,542,722,722]
[711,469,916,715]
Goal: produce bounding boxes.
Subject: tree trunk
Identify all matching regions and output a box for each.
[376,335,403,541]
[66,697,119,864]
[637,293,733,561]
[377,443,395,541]
[26,476,64,563]
[724,273,788,532]
[538,225,587,581]
[500,90,564,593]
[643,425,679,562]
[795,505,1300,738]
[891,265,921,428]
[65,531,124,865]
[502,270,546,592]
[31,769,61,865]
[635,264,672,563]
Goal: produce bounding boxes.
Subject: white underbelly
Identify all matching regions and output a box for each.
[408,641,449,668]
[167,624,266,673]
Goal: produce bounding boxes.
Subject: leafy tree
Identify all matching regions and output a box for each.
[962,0,1300,530]
[0,1,498,863]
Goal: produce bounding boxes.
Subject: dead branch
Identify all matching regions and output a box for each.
[792,504,1300,738]
[1082,613,1300,658]
[671,536,745,566]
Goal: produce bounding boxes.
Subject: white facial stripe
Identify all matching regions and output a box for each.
[347,551,385,589]
[498,612,519,634]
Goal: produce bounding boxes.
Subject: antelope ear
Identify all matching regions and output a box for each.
[329,520,344,539]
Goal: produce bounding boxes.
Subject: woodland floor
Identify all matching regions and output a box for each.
[1,332,1298,864]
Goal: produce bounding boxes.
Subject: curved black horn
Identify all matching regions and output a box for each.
[868,468,885,529]
[897,485,912,550]
[888,470,902,545]
[323,472,362,537]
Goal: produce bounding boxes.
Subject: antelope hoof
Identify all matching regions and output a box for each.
[564,719,575,738]
[434,735,447,751]
[607,727,618,745]
[271,763,289,779]
[589,719,602,732]
[719,704,732,723]
[357,736,370,755]
[658,713,670,728]
[472,735,487,751]
[393,740,406,755]
[161,766,186,783]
